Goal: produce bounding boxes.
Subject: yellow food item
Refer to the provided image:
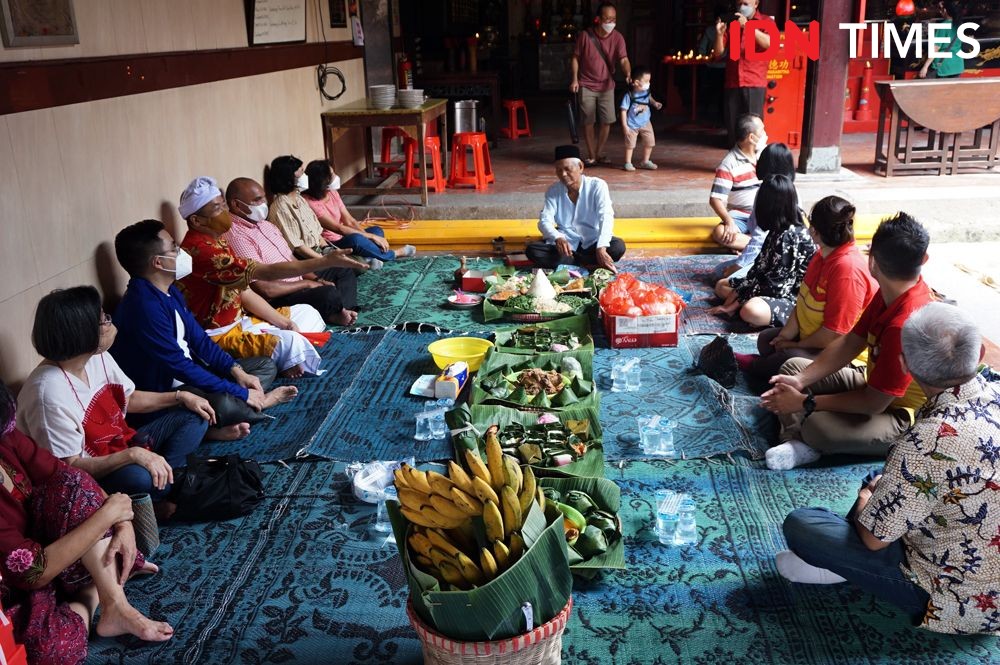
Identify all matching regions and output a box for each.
[450,487,484,516]
[480,547,499,580]
[464,449,491,484]
[454,552,485,585]
[503,455,523,494]
[485,432,505,491]
[426,470,456,498]
[471,476,500,505]
[494,540,511,569]
[426,528,462,558]
[519,466,536,516]
[501,485,523,538]
[429,494,470,522]
[483,499,505,542]
[403,464,432,495]
[447,461,476,496]
[509,531,525,561]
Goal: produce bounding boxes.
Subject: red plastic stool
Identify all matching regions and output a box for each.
[403,135,446,192]
[448,132,495,191]
[500,99,532,139]
[379,126,409,176]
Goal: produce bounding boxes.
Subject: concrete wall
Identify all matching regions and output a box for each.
[0,0,367,387]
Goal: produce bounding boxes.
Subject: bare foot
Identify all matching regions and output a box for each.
[131,560,160,578]
[262,386,298,408]
[205,423,251,441]
[280,364,305,379]
[96,602,174,642]
[330,308,358,327]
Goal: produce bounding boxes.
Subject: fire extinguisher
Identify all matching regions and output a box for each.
[398,54,413,89]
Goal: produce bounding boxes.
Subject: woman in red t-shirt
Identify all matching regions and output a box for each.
[0,383,173,664]
[741,195,877,382]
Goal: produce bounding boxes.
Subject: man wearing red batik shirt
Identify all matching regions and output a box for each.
[713,0,775,145]
[761,213,934,470]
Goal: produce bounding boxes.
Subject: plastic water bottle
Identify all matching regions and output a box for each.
[673,497,697,546]
[657,420,676,458]
[656,490,681,545]
[374,485,397,533]
[414,409,432,441]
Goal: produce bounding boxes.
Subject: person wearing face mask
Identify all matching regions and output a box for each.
[224,176,360,327]
[618,66,662,171]
[301,160,415,270]
[110,219,299,444]
[265,155,369,274]
[709,113,766,251]
[174,177,364,378]
[713,0,775,146]
[570,2,631,167]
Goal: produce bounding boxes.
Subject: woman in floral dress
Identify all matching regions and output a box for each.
[709,174,816,327]
[0,382,172,664]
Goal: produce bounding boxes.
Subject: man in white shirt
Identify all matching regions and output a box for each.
[525,145,625,272]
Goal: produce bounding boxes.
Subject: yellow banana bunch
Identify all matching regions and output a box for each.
[394,464,478,530]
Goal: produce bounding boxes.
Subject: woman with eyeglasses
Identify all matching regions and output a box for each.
[16,286,213,516]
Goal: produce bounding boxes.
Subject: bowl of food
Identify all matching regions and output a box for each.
[427,337,494,371]
[446,293,483,309]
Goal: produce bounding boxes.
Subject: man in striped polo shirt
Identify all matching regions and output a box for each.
[709,113,765,252]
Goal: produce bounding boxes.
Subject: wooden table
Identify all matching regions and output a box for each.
[875,79,1000,176]
[415,71,500,146]
[321,98,448,206]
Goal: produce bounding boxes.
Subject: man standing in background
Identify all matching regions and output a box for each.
[714,0,775,145]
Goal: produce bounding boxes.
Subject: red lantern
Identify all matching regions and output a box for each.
[895,0,915,16]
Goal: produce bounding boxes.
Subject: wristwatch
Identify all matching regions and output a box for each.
[802,389,816,417]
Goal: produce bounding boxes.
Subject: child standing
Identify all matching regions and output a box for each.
[620,66,662,171]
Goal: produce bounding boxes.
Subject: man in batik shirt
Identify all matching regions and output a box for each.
[776,302,1000,634]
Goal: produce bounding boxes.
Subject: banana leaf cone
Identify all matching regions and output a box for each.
[542,487,562,503]
[570,375,594,396]
[573,525,608,558]
[509,385,529,404]
[517,442,544,465]
[388,499,573,642]
[588,511,620,543]
[533,390,552,409]
[563,490,597,516]
[551,385,579,407]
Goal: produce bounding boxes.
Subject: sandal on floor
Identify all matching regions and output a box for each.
[597,155,612,165]
[583,158,598,167]
[638,160,659,170]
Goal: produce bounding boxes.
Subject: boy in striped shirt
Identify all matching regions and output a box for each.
[709,113,766,251]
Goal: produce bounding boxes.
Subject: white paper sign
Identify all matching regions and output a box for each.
[252,0,307,45]
[612,314,677,334]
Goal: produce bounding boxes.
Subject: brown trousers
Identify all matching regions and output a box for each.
[777,357,911,457]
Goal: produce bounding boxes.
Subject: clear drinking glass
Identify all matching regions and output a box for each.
[625,360,642,391]
[610,364,625,393]
[414,410,433,441]
[374,486,397,533]
[673,498,698,546]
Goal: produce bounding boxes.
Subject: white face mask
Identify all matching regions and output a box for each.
[157,249,193,280]
[639,82,650,91]
[245,202,268,223]
[296,173,309,191]
[328,175,342,191]
[754,132,768,154]
[602,22,616,33]
[738,4,755,18]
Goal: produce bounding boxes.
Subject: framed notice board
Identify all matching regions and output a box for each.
[245,0,307,46]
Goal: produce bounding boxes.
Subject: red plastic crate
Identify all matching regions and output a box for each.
[602,307,680,348]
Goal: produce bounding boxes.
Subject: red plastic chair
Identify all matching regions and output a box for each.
[448,132,494,191]
[500,99,532,139]
[403,135,446,193]
[379,126,409,177]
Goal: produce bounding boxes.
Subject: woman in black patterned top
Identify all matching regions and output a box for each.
[709,175,816,327]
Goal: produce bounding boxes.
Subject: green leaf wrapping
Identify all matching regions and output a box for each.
[537,476,626,575]
[470,348,597,412]
[388,500,573,642]
[492,315,595,355]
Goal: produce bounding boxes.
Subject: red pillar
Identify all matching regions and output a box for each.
[798,0,856,173]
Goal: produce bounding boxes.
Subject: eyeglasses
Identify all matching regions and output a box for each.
[100,312,113,326]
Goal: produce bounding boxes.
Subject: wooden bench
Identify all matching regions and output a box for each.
[875,79,1000,176]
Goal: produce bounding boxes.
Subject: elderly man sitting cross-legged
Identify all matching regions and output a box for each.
[775,303,1000,635]
[761,213,934,469]
[175,177,365,378]
[224,177,358,327]
[525,144,625,272]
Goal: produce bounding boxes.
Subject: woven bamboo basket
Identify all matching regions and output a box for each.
[407,596,573,665]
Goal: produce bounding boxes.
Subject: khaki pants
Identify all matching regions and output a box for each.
[777,357,911,457]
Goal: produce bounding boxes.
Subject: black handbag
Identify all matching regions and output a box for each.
[696,335,738,389]
[171,454,265,522]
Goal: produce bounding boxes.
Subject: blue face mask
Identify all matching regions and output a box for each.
[738,4,755,18]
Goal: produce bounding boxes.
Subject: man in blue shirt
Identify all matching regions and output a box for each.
[525,145,625,272]
[110,219,299,440]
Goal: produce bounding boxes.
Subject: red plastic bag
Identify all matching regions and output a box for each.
[601,274,683,316]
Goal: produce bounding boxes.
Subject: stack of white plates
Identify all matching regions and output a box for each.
[397,88,425,109]
[369,84,396,109]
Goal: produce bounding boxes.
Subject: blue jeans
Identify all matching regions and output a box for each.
[332,226,395,261]
[783,507,930,621]
[100,408,208,501]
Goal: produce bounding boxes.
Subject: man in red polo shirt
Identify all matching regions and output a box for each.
[571,2,631,167]
[714,0,775,145]
[760,213,934,469]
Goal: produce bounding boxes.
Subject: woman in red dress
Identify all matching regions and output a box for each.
[0,382,173,665]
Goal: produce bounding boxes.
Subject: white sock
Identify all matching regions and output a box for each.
[765,439,821,470]
[398,244,416,258]
[776,550,846,584]
[367,258,384,270]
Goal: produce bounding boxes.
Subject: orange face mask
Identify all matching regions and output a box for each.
[204,210,233,234]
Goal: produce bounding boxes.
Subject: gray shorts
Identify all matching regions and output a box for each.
[579,87,615,125]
